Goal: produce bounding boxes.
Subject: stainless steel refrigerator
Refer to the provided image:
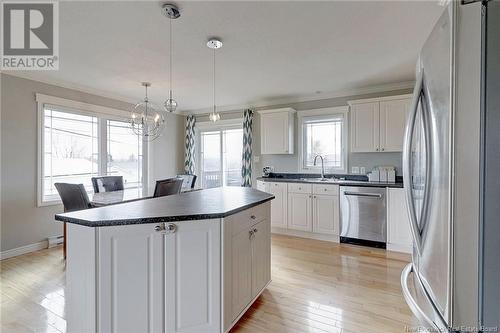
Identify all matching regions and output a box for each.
[401,1,500,332]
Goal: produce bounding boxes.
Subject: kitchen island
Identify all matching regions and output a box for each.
[56,187,274,333]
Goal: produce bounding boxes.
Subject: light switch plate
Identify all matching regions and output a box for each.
[253,155,260,163]
[351,167,360,174]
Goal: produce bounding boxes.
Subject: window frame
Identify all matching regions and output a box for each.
[36,93,148,206]
[195,118,243,189]
[297,106,349,174]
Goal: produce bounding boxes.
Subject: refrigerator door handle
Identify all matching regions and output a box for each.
[403,70,424,256]
[401,263,450,332]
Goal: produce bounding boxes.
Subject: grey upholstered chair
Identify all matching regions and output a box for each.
[153,178,183,197]
[54,183,94,259]
[91,176,124,193]
[176,174,197,191]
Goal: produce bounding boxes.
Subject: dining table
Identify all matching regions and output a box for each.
[90,187,198,207]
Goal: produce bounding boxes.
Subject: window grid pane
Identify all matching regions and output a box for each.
[107,120,143,190]
[43,109,99,201]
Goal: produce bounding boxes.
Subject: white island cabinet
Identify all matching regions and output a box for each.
[61,188,273,333]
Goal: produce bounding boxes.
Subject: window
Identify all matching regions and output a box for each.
[43,109,99,200]
[298,108,348,173]
[197,121,243,189]
[38,95,147,205]
[107,120,143,189]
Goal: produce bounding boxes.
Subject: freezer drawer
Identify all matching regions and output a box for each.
[340,186,387,246]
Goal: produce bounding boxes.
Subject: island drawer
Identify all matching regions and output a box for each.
[288,183,312,194]
[312,184,339,196]
[227,202,270,236]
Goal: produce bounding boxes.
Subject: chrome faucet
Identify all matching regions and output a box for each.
[313,155,326,180]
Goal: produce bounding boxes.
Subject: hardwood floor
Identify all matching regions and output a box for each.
[1,234,416,333]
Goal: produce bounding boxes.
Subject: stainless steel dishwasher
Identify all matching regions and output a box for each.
[339,186,387,248]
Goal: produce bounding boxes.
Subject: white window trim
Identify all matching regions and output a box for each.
[36,93,148,207]
[297,106,349,174]
[195,118,243,188]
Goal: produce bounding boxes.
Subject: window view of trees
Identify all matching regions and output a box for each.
[304,120,343,169]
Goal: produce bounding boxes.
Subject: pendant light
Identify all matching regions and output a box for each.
[162,4,180,112]
[130,82,165,141]
[207,38,222,122]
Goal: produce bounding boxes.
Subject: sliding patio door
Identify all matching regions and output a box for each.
[198,125,243,189]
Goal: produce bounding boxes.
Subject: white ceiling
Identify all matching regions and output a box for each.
[14,1,444,113]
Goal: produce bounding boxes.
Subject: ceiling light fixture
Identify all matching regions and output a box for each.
[162,3,180,112]
[130,82,165,141]
[207,38,222,122]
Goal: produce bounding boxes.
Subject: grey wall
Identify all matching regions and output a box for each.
[195,88,411,184]
[0,74,184,252]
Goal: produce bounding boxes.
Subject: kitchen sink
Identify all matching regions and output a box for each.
[299,177,339,183]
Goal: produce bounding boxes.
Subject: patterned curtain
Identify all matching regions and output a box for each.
[241,109,253,187]
[184,115,196,174]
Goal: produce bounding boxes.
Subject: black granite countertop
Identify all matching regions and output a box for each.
[55,187,274,227]
[256,173,404,188]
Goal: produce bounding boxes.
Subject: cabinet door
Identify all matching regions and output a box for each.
[387,188,412,253]
[261,112,290,154]
[268,182,287,228]
[230,225,253,320]
[287,192,312,231]
[350,102,380,152]
[256,180,268,192]
[313,195,340,235]
[379,98,410,152]
[251,219,271,296]
[165,220,221,333]
[98,224,164,333]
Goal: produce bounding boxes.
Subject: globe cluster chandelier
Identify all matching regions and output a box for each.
[130,82,165,142]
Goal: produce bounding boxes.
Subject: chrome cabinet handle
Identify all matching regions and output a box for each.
[250,215,256,220]
[249,230,254,239]
[344,191,382,198]
[381,148,385,151]
[253,228,258,233]
[376,148,379,151]
[154,224,165,232]
[166,223,177,233]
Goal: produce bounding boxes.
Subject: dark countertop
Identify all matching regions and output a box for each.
[55,187,274,227]
[256,173,404,188]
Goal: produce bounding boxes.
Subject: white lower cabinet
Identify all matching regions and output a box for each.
[222,203,272,331]
[164,220,221,333]
[257,181,287,228]
[67,202,271,333]
[287,192,313,231]
[97,224,165,333]
[313,194,340,235]
[387,187,412,253]
[97,220,220,333]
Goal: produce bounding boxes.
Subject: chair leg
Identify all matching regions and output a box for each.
[63,222,67,260]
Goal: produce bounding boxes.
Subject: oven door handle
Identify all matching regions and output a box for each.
[343,192,382,198]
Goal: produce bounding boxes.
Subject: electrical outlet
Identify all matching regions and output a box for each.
[351,167,360,174]
[253,155,260,163]
[360,167,366,174]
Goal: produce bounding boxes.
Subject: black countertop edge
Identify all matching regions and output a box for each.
[256,175,404,188]
[263,172,403,182]
[54,196,274,227]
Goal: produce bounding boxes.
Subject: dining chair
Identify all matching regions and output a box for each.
[54,183,94,259]
[153,178,183,197]
[176,174,197,191]
[91,176,124,193]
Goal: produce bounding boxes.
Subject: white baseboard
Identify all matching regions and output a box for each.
[387,243,412,254]
[271,227,340,243]
[1,240,49,260]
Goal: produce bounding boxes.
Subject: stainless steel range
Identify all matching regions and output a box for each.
[339,186,386,248]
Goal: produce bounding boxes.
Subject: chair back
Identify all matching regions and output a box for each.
[176,174,197,190]
[54,183,91,212]
[91,176,124,193]
[153,178,183,197]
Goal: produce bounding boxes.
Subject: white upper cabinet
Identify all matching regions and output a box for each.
[259,108,295,154]
[379,98,411,152]
[349,95,411,153]
[350,101,380,152]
